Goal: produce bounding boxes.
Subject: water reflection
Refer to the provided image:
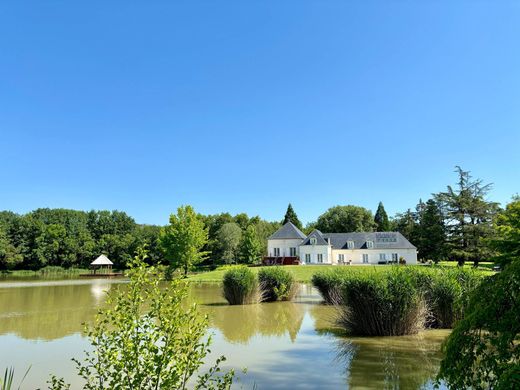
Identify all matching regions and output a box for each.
[0,279,120,340]
[0,280,449,389]
[335,331,449,389]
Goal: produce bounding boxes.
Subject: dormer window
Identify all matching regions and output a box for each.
[366,241,374,249]
[310,237,317,245]
[347,241,354,249]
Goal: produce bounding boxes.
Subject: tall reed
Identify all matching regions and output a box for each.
[222,266,262,305]
[258,267,297,302]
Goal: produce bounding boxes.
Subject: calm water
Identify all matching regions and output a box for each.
[0,278,449,389]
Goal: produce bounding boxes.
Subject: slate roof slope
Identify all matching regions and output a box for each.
[320,232,416,250]
[268,222,307,240]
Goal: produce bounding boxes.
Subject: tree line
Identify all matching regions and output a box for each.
[0,166,513,271]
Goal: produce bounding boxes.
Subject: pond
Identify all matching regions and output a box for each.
[0,278,449,389]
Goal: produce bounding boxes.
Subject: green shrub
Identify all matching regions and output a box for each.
[222,266,261,305]
[258,267,296,302]
[337,267,426,336]
[311,268,351,304]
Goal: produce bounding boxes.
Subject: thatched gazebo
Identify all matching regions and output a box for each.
[90,254,113,275]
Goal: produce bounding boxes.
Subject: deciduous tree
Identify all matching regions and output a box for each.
[315,205,376,233]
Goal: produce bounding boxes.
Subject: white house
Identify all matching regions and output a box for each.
[265,222,417,265]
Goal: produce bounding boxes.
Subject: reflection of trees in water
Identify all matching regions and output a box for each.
[335,332,448,389]
[308,303,342,336]
[0,281,114,341]
[206,301,305,344]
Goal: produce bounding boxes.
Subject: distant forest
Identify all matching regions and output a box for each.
[0,167,513,270]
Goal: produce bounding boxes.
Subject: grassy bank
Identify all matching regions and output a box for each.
[1,266,89,278]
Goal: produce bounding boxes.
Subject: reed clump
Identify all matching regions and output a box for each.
[311,268,351,304]
[258,267,297,302]
[222,266,262,305]
[337,268,427,336]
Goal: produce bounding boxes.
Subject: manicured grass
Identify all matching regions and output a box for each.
[188,264,411,283]
[437,261,495,273]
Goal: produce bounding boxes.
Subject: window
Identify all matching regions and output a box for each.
[379,253,386,261]
[392,253,398,262]
[338,254,345,263]
[310,237,317,245]
[274,248,280,256]
[305,254,311,263]
[362,254,369,263]
[290,247,297,257]
[366,241,374,249]
[347,241,354,249]
[317,254,323,263]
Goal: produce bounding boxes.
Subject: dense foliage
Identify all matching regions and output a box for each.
[0,209,161,270]
[258,267,296,302]
[438,260,520,389]
[49,249,235,389]
[222,266,261,305]
[314,205,376,233]
[490,198,520,268]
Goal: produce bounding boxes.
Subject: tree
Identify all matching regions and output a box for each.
[216,222,242,264]
[160,205,209,277]
[438,260,520,389]
[315,205,376,233]
[239,225,262,264]
[435,167,500,266]
[0,225,22,270]
[374,202,390,231]
[416,199,447,263]
[49,249,234,389]
[282,204,303,230]
[489,197,520,268]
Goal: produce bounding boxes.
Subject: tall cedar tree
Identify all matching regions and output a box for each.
[416,199,447,263]
[239,225,262,264]
[159,205,209,277]
[435,166,499,266]
[374,202,390,231]
[282,204,303,230]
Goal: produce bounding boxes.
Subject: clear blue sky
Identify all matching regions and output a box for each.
[1,1,519,225]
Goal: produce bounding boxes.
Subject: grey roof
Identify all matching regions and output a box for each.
[269,222,307,240]
[310,232,416,250]
[300,230,329,246]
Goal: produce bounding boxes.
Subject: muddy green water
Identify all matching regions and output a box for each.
[0,278,449,389]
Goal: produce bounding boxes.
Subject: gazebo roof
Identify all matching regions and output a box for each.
[91,254,113,266]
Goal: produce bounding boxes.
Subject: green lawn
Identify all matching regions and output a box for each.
[188,264,406,283]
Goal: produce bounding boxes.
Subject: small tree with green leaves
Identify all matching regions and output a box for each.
[490,197,520,268]
[238,225,261,264]
[160,205,209,277]
[49,248,235,389]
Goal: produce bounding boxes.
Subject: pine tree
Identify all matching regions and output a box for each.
[239,225,261,264]
[374,202,390,231]
[416,199,447,263]
[282,204,303,230]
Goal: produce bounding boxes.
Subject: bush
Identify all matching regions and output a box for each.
[258,267,297,302]
[222,266,261,305]
[311,268,350,304]
[337,267,427,336]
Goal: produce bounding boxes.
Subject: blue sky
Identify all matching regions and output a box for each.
[1,1,519,225]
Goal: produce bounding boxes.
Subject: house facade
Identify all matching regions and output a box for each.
[265,222,417,265]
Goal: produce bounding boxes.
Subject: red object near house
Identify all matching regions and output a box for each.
[262,256,300,266]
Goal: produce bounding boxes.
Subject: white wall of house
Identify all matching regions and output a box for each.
[330,249,417,265]
[267,239,304,257]
[299,245,332,264]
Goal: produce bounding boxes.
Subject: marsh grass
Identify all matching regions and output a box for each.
[311,268,351,304]
[1,367,30,390]
[222,266,263,305]
[336,268,428,336]
[258,267,297,302]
